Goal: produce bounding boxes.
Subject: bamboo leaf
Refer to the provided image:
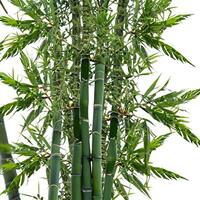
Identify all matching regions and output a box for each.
[143,35,194,66]
[0,101,18,116]
[114,178,129,200]
[150,166,187,180]
[159,14,191,28]
[0,16,35,31]
[144,106,200,146]
[175,123,200,146]
[143,122,151,175]
[22,105,44,131]
[144,76,160,98]
[0,72,33,94]
[10,0,45,20]
[154,89,200,107]
[149,133,171,150]
[20,51,43,86]
[121,169,150,198]
[180,89,200,102]
[0,162,18,171]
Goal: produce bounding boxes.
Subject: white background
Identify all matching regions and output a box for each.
[0,0,200,199]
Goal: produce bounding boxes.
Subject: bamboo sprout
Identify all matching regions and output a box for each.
[103,111,118,200]
[0,116,21,200]
[80,57,92,199]
[92,63,105,200]
[48,111,62,200]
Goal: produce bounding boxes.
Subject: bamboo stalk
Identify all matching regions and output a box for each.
[80,57,92,199]
[73,106,81,141]
[92,62,105,200]
[48,111,62,200]
[103,138,117,200]
[103,112,118,200]
[0,116,21,200]
[71,106,82,200]
[48,1,63,199]
[115,0,129,36]
[69,1,83,198]
[71,142,82,200]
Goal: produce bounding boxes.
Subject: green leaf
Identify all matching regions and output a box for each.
[147,14,191,34]
[133,133,171,160]
[41,110,53,135]
[0,72,33,94]
[144,76,160,98]
[0,16,35,31]
[1,28,48,60]
[143,122,151,175]
[175,123,200,146]
[0,101,18,116]
[26,126,50,150]
[144,106,200,146]
[0,162,18,171]
[121,169,150,198]
[0,143,13,153]
[180,89,200,102]
[114,178,129,200]
[154,89,200,107]
[150,166,187,180]
[10,0,45,20]
[22,105,44,131]
[0,95,38,116]
[123,121,143,152]
[149,133,171,150]
[160,14,191,28]
[143,35,194,66]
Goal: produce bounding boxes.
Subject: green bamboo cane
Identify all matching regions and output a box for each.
[71,142,82,200]
[69,1,82,198]
[48,1,63,199]
[102,2,128,199]
[0,116,21,200]
[102,2,128,198]
[48,110,62,200]
[71,106,82,200]
[92,62,105,200]
[103,112,118,200]
[80,57,92,199]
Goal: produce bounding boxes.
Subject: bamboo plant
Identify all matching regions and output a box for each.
[0,0,200,200]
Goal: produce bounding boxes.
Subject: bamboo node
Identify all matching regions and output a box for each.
[71,173,81,176]
[94,104,103,107]
[82,118,89,123]
[52,144,62,148]
[106,173,114,176]
[50,153,61,157]
[92,131,100,135]
[82,154,93,161]
[49,184,59,188]
[92,155,102,160]
[94,78,104,81]
[82,188,92,192]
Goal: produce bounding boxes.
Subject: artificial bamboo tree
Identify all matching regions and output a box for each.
[0,1,200,200]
